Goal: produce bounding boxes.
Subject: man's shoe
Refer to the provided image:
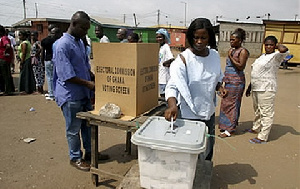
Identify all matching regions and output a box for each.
[84,152,110,162]
[45,96,55,101]
[70,159,90,172]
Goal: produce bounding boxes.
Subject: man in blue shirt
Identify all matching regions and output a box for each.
[53,11,108,172]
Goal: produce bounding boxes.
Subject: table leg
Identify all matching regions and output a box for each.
[125,129,132,155]
[91,124,99,186]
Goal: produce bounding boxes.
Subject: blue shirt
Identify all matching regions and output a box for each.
[53,33,91,107]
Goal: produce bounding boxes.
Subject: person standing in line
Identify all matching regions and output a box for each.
[128,32,139,43]
[91,24,109,60]
[156,28,174,98]
[164,18,227,161]
[95,24,110,43]
[82,35,92,58]
[81,35,95,105]
[0,25,15,95]
[53,11,109,172]
[5,29,16,73]
[41,24,57,100]
[116,28,128,43]
[245,36,288,144]
[218,28,250,138]
[18,30,36,95]
[30,31,44,94]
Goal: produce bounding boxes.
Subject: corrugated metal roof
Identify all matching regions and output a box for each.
[12,18,70,27]
[263,19,300,25]
[150,25,187,29]
[217,19,263,25]
[91,16,129,27]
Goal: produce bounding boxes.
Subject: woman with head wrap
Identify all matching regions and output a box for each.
[156,28,174,98]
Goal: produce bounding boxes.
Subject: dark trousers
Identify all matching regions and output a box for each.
[19,58,36,94]
[0,59,15,94]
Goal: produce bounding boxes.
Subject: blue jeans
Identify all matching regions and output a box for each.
[159,84,166,95]
[45,60,54,97]
[61,99,92,161]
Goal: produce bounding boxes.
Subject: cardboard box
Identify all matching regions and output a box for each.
[93,43,159,118]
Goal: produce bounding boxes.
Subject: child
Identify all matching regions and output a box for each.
[245,35,288,144]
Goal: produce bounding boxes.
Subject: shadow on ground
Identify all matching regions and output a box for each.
[98,178,118,188]
[236,121,300,142]
[211,163,257,189]
[98,143,138,164]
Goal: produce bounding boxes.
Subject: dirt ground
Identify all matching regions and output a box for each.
[0,57,299,189]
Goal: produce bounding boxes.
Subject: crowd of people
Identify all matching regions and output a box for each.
[0,10,289,172]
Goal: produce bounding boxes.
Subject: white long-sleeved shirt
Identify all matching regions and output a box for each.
[158,43,174,84]
[99,35,110,43]
[165,48,223,120]
[251,51,288,92]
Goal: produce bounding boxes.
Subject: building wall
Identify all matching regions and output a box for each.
[88,23,119,43]
[30,21,69,41]
[88,21,158,43]
[133,29,156,43]
[218,22,265,58]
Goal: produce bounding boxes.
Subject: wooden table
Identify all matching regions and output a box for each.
[76,101,167,186]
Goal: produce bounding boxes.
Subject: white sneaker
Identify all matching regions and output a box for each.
[45,96,55,101]
[44,93,50,97]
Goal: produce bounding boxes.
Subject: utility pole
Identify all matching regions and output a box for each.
[35,3,38,18]
[133,13,137,27]
[23,0,26,19]
[123,14,126,23]
[157,9,160,26]
[181,1,187,27]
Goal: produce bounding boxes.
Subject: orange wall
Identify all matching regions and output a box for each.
[170,32,186,47]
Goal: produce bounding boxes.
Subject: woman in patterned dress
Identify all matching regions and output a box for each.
[218,28,249,138]
[30,31,45,94]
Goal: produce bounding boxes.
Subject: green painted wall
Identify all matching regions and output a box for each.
[132,29,156,43]
[88,22,158,43]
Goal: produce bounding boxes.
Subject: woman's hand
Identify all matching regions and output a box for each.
[19,62,23,70]
[164,97,178,121]
[228,48,234,57]
[245,84,251,97]
[277,44,288,53]
[217,86,227,98]
[164,105,178,121]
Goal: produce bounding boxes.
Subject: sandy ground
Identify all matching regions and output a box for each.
[0,57,299,189]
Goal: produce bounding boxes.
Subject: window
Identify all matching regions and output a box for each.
[283,32,297,44]
[37,24,43,32]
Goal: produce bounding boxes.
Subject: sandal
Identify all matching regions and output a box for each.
[249,138,266,144]
[19,91,28,95]
[244,129,258,134]
[218,130,233,138]
[31,91,41,95]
